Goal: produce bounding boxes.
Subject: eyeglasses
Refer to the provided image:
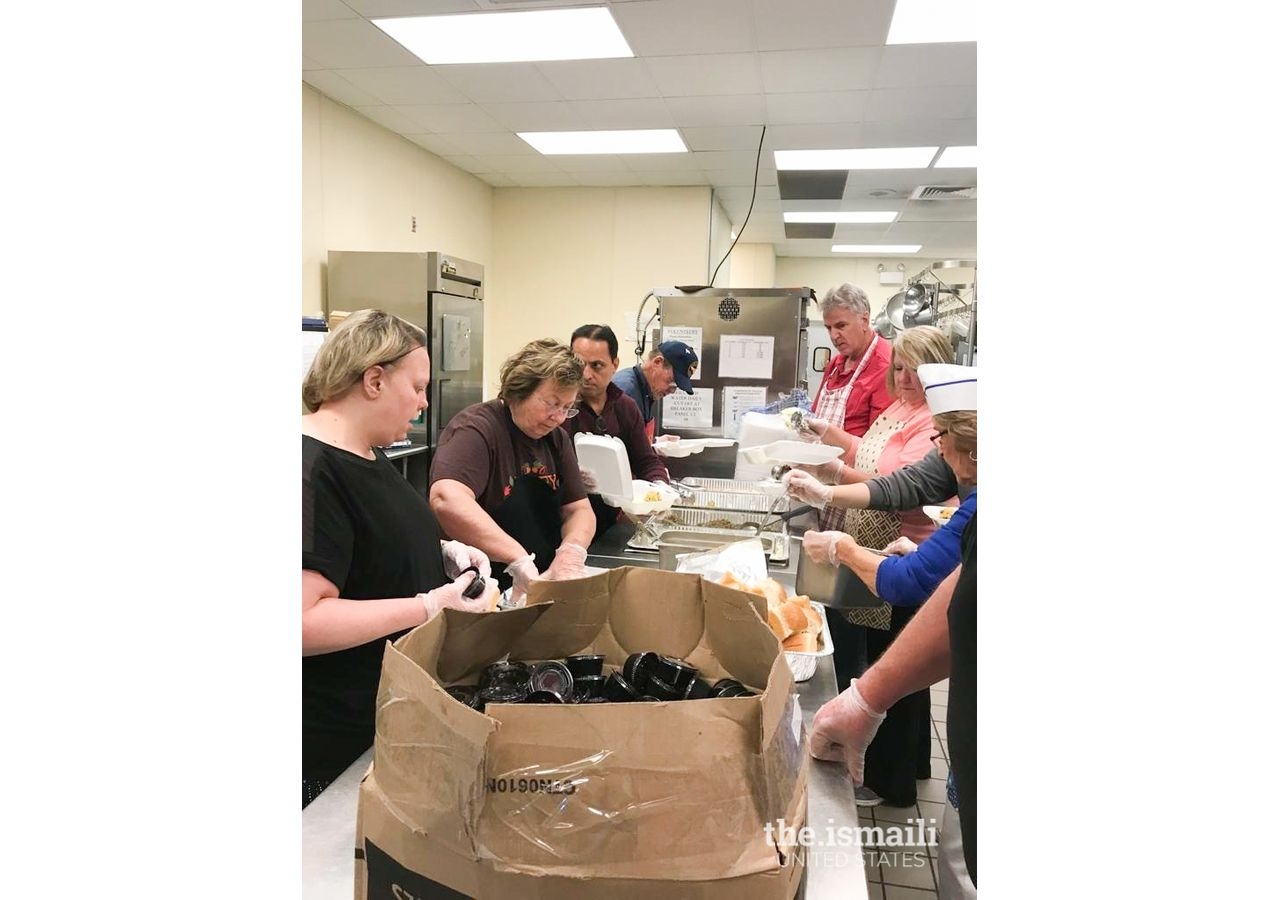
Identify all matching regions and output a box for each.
[930,429,949,446]
[535,394,579,418]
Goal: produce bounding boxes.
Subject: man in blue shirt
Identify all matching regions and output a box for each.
[611,340,698,442]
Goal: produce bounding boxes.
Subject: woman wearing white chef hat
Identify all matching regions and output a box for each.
[797,362,978,897]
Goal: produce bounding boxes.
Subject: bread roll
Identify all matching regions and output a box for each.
[767,608,793,641]
[801,603,822,634]
[783,632,818,653]
[778,600,810,636]
[759,578,788,607]
[718,572,753,593]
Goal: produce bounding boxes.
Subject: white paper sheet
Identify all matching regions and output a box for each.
[721,386,767,439]
[661,387,714,429]
[660,325,702,381]
[718,334,775,379]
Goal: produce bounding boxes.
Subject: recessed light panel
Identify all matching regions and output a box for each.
[832,244,922,254]
[784,211,898,224]
[935,146,977,168]
[372,8,634,65]
[774,148,938,170]
[518,129,687,155]
[886,0,977,44]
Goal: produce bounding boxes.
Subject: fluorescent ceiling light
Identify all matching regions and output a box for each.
[935,146,977,168]
[832,244,922,254]
[774,147,938,170]
[519,129,687,155]
[785,211,898,224]
[372,8,634,65]
[886,0,977,44]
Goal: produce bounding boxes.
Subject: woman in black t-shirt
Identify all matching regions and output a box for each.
[301,309,496,808]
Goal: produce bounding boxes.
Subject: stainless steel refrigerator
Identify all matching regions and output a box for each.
[326,251,484,457]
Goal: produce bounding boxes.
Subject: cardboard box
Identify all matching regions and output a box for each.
[355,566,809,899]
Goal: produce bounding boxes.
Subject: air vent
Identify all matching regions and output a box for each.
[909,185,977,200]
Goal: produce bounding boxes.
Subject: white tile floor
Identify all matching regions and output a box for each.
[858,679,950,899]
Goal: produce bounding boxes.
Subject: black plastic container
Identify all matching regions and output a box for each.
[573,674,606,700]
[710,678,754,698]
[603,672,642,702]
[565,654,605,678]
[445,685,482,710]
[644,674,684,702]
[652,655,699,691]
[479,683,529,705]
[682,677,713,701]
[480,661,531,695]
[524,689,566,704]
[622,652,658,691]
[530,661,576,701]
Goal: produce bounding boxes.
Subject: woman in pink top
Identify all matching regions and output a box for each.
[802,325,957,807]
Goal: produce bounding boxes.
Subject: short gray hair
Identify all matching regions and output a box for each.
[820,283,871,317]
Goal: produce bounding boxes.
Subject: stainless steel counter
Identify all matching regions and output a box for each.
[302,522,868,899]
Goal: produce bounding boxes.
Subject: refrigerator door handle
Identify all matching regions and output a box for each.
[436,377,452,420]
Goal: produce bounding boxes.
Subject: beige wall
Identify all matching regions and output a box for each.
[301,84,493,317]
[489,186,712,386]
[725,242,777,288]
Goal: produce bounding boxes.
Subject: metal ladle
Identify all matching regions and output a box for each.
[742,504,816,536]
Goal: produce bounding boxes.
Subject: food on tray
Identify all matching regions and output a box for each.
[643,489,663,502]
[704,517,734,529]
[935,506,955,521]
[715,574,824,652]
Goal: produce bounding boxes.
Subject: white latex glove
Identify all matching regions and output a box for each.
[782,469,834,506]
[580,467,600,492]
[440,540,492,581]
[802,530,847,567]
[504,553,541,603]
[809,679,887,785]
[545,542,589,581]
[882,536,918,556]
[418,572,494,621]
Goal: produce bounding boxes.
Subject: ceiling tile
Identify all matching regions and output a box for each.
[785,223,836,239]
[875,43,977,88]
[302,0,361,22]
[471,154,565,174]
[397,103,506,132]
[619,152,704,173]
[573,172,654,187]
[303,56,326,71]
[635,171,711,186]
[765,91,869,125]
[645,53,762,97]
[759,47,881,94]
[864,86,976,122]
[446,132,537,156]
[441,154,489,174]
[611,0,758,56]
[712,186,781,203]
[536,58,662,101]
[549,155,633,173]
[354,104,427,134]
[478,172,516,187]
[436,63,562,103]
[334,66,469,105]
[830,223,895,239]
[778,170,848,200]
[483,101,586,132]
[853,118,977,147]
[498,173,582,187]
[569,98,675,129]
[751,0,897,50]
[302,19,423,69]
[302,70,383,108]
[693,150,765,173]
[404,132,465,157]
[680,125,769,151]
[764,122,869,148]
[343,0,478,15]
[897,200,977,222]
[663,94,766,127]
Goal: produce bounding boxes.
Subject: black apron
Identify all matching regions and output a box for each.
[491,407,566,591]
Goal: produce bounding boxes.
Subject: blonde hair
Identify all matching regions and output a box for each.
[933,410,977,455]
[498,339,583,402]
[301,309,425,413]
[887,325,955,395]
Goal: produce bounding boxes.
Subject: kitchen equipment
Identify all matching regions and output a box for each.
[326,251,484,462]
[630,475,793,562]
[794,547,888,610]
[742,503,815,535]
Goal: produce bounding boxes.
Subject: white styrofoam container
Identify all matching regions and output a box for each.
[573,432,631,498]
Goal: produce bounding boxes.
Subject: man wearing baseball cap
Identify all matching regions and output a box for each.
[611,340,698,442]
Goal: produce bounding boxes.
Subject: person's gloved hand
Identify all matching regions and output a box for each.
[580,467,600,492]
[440,540,492,581]
[504,552,541,604]
[802,530,847,567]
[809,679,887,785]
[545,542,589,581]
[418,572,494,621]
[882,536,918,556]
[782,469,834,506]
